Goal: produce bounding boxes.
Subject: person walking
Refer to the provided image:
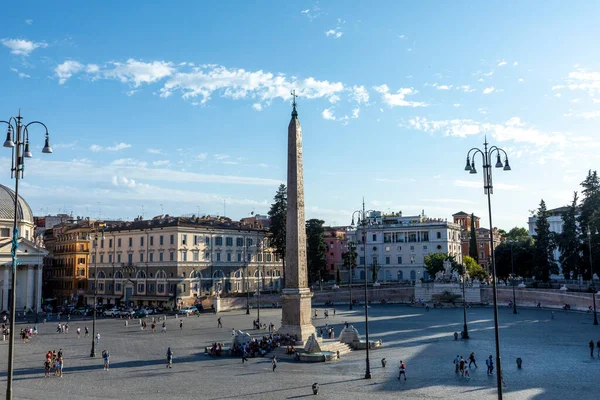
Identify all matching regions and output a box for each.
[242,349,249,364]
[486,355,494,376]
[468,352,477,368]
[217,317,222,328]
[84,326,89,337]
[272,356,277,372]
[597,340,600,357]
[44,358,51,378]
[162,321,166,333]
[454,355,460,373]
[459,356,465,377]
[464,362,471,379]
[589,340,595,357]
[96,333,101,344]
[76,327,81,338]
[398,360,407,381]
[166,347,173,368]
[58,357,64,377]
[179,320,183,330]
[102,349,110,371]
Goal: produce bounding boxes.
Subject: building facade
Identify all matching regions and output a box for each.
[346,211,463,283]
[0,184,46,312]
[528,206,569,277]
[453,211,502,271]
[43,218,93,305]
[85,215,281,308]
[323,227,347,279]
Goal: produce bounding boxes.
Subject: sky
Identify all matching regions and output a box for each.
[1,1,599,230]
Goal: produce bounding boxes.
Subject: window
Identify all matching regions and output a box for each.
[128,254,133,264]
[237,253,242,262]
[149,252,154,262]
[359,256,365,265]
[159,252,164,262]
[160,235,164,246]
[257,253,263,262]
[137,283,145,293]
[247,253,252,262]
[109,239,113,248]
[0,228,9,237]
[410,246,415,251]
[98,283,104,291]
[215,236,223,246]
[157,283,165,293]
[397,256,402,264]
[150,236,154,246]
[115,283,122,292]
[266,253,272,262]
[226,237,233,246]
[423,245,428,250]
[118,238,122,247]
[128,237,133,247]
[205,237,210,245]
[193,252,199,261]
[408,233,417,242]
[385,256,390,265]
[372,234,376,241]
[397,246,402,251]
[148,283,155,293]
[246,238,253,247]
[108,254,113,263]
[204,252,210,260]
[169,284,176,294]
[182,234,187,245]
[170,235,174,245]
[193,235,198,246]
[227,253,232,262]
[436,232,442,239]
[140,253,144,262]
[169,252,174,261]
[117,254,121,263]
[479,242,484,248]
[100,255,104,263]
[236,238,244,246]
[182,251,187,261]
[100,239,104,249]
[422,232,429,242]
[140,236,144,247]
[480,251,484,259]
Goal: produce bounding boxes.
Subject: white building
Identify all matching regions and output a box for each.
[346,211,463,283]
[0,184,47,312]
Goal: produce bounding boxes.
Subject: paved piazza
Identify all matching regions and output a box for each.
[0,305,598,399]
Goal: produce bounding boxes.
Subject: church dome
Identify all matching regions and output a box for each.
[0,184,34,224]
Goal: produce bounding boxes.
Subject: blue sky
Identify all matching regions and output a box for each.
[1,1,599,229]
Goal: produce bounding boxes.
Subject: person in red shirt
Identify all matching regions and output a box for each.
[398,360,407,381]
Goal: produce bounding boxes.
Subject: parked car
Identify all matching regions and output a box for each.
[103,308,120,317]
[177,306,198,316]
[119,308,135,318]
[134,309,149,318]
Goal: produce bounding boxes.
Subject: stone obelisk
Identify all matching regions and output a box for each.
[279,92,315,343]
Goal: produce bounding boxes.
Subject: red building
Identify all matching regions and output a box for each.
[453,211,502,271]
[323,227,347,278]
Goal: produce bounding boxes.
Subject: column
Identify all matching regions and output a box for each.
[26,266,33,310]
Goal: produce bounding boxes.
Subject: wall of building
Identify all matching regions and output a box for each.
[480,287,598,311]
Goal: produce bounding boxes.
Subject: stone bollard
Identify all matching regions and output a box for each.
[516,357,522,369]
[312,383,319,395]
[125,320,128,327]
[454,332,459,340]
[381,358,387,368]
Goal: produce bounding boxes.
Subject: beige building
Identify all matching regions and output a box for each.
[86,215,282,308]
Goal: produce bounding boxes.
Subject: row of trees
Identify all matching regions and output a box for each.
[268,184,332,286]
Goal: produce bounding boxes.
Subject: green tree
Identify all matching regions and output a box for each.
[533,199,558,282]
[469,214,479,262]
[558,192,582,279]
[506,227,530,241]
[424,253,462,277]
[578,170,600,280]
[464,255,488,281]
[342,243,357,283]
[306,219,328,284]
[494,237,536,278]
[268,184,287,273]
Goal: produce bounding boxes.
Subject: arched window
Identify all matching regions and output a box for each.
[114,271,123,279]
[234,270,243,278]
[136,270,147,279]
[156,270,167,279]
[212,270,225,279]
[397,270,403,280]
[254,270,263,278]
[190,270,202,279]
[98,271,106,279]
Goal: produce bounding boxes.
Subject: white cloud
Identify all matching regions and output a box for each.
[457,85,476,93]
[399,34,406,39]
[152,160,170,166]
[569,98,581,103]
[214,154,230,160]
[483,71,494,77]
[322,108,336,120]
[497,61,507,67]
[111,158,147,168]
[147,148,164,155]
[553,68,600,97]
[86,64,100,74]
[454,180,522,191]
[408,117,480,138]
[518,78,524,83]
[252,103,263,111]
[436,85,452,90]
[513,61,518,66]
[328,94,341,103]
[564,110,600,119]
[373,84,427,107]
[195,153,208,161]
[483,87,495,94]
[349,85,369,104]
[55,60,83,84]
[554,93,562,98]
[25,19,33,25]
[300,5,321,21]
[325,29,343,39]
[1,38,47,56]
[102,59,175,87]
[352,108,360,119]
[89,142,132,152]
[10,67,30,79]
[453,104,461,107]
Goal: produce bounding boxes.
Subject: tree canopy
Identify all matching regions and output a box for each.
[306,218,328,284]
[268,184,287,265]
[464,255,488,281]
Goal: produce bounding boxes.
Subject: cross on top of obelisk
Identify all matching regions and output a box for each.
[291,90,298,118]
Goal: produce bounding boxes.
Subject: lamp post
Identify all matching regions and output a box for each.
[464,137,511,400]
[347,241,355,310]
[461,268,469,339]
[90,226,104,358]
[587,227,598,326]
[351,199,375,380]
[1,111,53,400]
[244,237,250,315]
[509,239,518,314]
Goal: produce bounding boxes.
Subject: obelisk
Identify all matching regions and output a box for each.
[279,91,316,343]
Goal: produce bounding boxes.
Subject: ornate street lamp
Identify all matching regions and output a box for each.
[587,227,598,325]
[464,137,511,400]
[351,199,376,380]
[461,268,469,339]
[1,111,53,400]
[346,241,356,310]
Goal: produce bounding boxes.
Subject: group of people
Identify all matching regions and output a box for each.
[20,325,37,342]
[588,339,600,357]
[453,353,477,379]
[319,325,335,339]
[44,349,64,377]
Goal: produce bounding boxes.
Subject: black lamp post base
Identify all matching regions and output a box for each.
[513,307,518,314]
[246,308,250,315]
[90,349,96,358]
[365,371,372,379]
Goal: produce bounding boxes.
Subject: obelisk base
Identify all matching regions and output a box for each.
[278,288,315,343]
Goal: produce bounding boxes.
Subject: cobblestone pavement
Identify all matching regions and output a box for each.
[0,304,598,400]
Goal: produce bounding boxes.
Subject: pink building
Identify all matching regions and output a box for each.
[324,227,347,278]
